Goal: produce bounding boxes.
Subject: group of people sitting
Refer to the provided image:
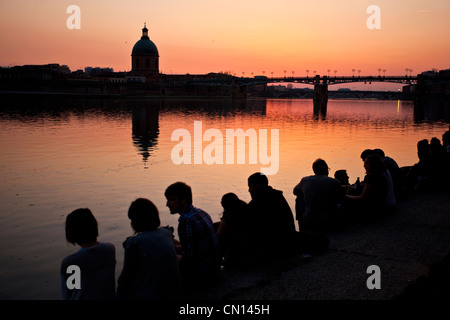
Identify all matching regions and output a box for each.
[403,125,450,193]
[61,126,450,300]
[294,125,450,233]
[61,175,329,300]
[294,150,399,232]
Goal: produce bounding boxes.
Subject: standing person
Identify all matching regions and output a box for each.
[61,208,116,300]
[247,172,297,263]
[293,159,343,232]
[117,198,181,300]
[164,182,220,291]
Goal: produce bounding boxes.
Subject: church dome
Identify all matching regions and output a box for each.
[131,24,159,56]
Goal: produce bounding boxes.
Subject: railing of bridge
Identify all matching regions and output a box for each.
[185,75,418,86]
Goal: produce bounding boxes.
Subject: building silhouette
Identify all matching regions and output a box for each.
[131,23,159,79]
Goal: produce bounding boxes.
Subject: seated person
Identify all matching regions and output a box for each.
[406,139,432,192]
[345,155,390,223]
[117,198,181,300]
[293,159,343,232]
[216,193,253,270]
[373,148,403,198]
[247,172,297,263]
[361,149,396,207]
[443,125,450,154]
[164,182,221,291]
[334,169,350,187]
[429,137,450,191]
[61,208,116,300]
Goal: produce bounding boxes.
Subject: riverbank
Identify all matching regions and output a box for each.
[190,191,450,300]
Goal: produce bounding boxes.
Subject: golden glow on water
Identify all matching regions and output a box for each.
[0,98,448,299]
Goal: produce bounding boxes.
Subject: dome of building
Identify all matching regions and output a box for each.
[131,23,159,76]
[132,32,159,56]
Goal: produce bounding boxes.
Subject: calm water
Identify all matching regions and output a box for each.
[0,96,448,300]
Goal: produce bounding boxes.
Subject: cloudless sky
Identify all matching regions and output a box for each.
[0,0,449,76]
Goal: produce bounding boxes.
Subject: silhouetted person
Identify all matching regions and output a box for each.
[164,182,220,292]
[429,137,450,191]
[334,169,359,198]
[216,193,253,270]
[373,148,403,198]
[293,159,342,232]
[117,198,181,300]
[443,125,450,154]
[61,208,116,300]
[247,172,296,263]
[442,128,450,187]
[334,169,350,187]
[360,149,376,160]
[406,139,431,192]
[361,149,396,207]
[345,155,390,223]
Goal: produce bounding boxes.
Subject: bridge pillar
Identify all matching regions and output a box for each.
[313,75,328,116]
[231,78,248,98]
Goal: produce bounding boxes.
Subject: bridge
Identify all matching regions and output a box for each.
[186,74,418,87]
[185,74,417,115]
[273,89,402,100]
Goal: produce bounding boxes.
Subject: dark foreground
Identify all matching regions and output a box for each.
[190,191,450,300]
[5,192,448,320]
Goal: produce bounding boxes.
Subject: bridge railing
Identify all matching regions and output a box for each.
[186,75,418,86]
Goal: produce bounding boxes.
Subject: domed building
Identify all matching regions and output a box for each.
[131,23,159,77]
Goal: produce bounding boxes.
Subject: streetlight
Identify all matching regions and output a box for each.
[378,68,382,77]
[409,69,413,77]
[383,69,386,77]
[327,69,331,77]
[352,68,356,77]
[292,71,295,78]
[284,70,287,78]
[334,70,337,78]
[405,68,409,77]
[271,71,274,78]
[358,69,361,78]
[306,69,309,78]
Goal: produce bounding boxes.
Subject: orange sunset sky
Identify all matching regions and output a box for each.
[0,0,449,77]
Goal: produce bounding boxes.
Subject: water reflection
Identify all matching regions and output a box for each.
[159,98,267,117]
[1,95,449,300]
[131,102,161,167]
[414,98,450,123]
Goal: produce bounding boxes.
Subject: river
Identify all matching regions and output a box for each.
[0,95,448,299]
